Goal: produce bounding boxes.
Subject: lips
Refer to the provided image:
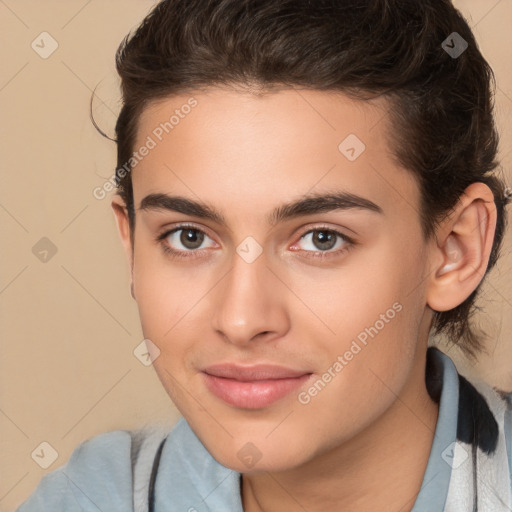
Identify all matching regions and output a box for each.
[201,363,313,409]
[203,363,310,381]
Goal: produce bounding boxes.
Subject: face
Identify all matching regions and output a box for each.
[113,87,435,473]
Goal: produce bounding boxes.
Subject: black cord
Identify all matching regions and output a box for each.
[148,436,168,512]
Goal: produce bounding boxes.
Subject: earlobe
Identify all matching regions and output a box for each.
[426,183,497,312]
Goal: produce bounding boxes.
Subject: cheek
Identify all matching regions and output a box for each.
[132,240,202,331]
[294,305,419,447]
[286,248,412,341]
[288,238,425,390]
[132,249,211,376]
[134,265,200,411]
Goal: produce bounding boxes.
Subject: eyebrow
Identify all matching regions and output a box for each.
[138,191,383,226]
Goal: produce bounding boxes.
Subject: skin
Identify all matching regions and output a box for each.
[111,86,497,511]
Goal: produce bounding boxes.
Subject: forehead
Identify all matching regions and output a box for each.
[131,87,421,227]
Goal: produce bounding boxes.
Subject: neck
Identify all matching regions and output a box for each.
[241,351,440,512]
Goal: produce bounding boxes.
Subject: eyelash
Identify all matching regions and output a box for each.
[155,223,355,261]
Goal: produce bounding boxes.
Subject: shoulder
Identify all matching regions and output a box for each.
[459,372,512,445]
[456,369,512,492]
[455,364,512,453]
[428,347,511,457]
[434,350,512,509]
[495,388,512,470]
[15,426,170,512]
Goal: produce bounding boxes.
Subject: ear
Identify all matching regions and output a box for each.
[111,195,135,299]
[426,182,497,312]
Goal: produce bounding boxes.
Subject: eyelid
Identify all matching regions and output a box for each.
[156,222,356,259]
[294,223,355,243]
[156,222,217,242]
[288,224,355,257]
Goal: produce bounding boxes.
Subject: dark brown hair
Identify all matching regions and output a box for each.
[107,0,509,358]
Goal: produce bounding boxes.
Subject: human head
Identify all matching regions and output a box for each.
[109,0,508,359]
[105,0,509,476]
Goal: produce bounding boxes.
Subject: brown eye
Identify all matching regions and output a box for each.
[158,225,216,258]
[311,230,337,251]
[178,228,205,250]
[297,228,348,253]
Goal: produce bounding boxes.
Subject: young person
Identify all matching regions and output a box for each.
[17,0,511,510]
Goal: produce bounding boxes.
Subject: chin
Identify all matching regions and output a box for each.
[204,436,311,474]
[224,456,303,474]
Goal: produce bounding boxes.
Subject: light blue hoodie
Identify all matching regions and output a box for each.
[15,349,512,511]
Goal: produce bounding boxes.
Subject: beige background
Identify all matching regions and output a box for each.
[0,1,511,510]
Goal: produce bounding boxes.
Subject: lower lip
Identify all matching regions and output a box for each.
[202,372,313,409]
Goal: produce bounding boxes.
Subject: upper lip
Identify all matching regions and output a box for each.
[203,364,311,381]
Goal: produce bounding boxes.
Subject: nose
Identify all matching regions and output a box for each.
[210,247,290,346]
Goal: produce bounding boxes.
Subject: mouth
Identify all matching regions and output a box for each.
[201,363,314,409]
